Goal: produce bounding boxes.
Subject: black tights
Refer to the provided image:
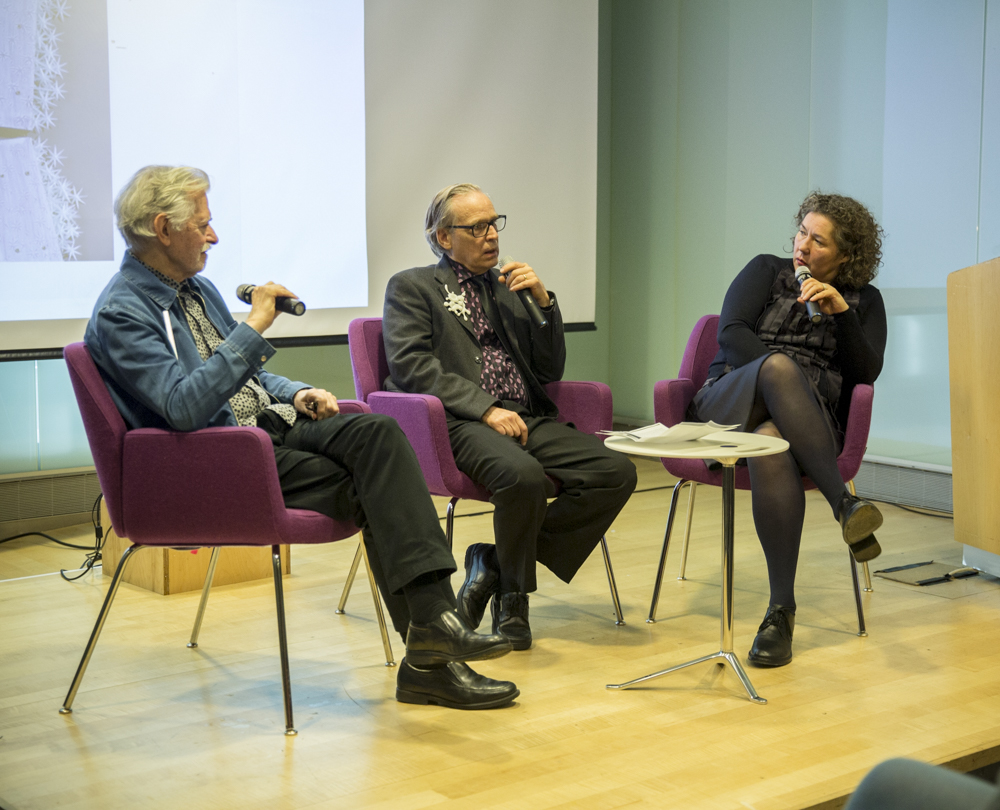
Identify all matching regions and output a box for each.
[744,353,848,609]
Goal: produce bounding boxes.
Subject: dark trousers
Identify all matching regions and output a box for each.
[257,410,454,634]
[448,406,637,593]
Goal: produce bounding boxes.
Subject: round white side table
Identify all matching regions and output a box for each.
[604,431,789,704]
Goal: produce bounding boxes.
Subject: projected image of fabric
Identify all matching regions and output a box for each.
[0,0,83,262]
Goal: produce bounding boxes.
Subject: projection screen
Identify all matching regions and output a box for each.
[0,0,598,355]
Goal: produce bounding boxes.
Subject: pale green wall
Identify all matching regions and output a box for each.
[601,0,999,468]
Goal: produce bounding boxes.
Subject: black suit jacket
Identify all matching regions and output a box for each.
[382,255,566,422]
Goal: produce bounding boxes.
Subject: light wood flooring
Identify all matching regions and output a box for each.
[1,458,998,810]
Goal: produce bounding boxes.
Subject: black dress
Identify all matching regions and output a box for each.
[689,254,886,448]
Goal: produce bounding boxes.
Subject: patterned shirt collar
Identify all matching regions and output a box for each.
[131,251,185,292]
[448,257,482,285]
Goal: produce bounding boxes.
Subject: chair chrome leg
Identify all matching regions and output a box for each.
[849,549,868,637]
[677,481,698,580]
[599,536,625,625]
[271,545,297,736]
[188,547,221,647]
[60,544,143,714]
[359,538,395,666]
[648,479,687,623]
[845,480,874,592]
[335,542,363,614]
[445,497,459,550]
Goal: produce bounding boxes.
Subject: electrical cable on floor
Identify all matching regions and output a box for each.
[896,503,953,519]
[0,532,92,550]
[60,493,105,582]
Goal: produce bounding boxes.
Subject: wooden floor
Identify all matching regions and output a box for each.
[1,458,998,810]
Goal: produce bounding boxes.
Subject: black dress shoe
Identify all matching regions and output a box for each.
[492,592,532,651]
[405,609,512,667]
[747,605,795,668]
[838,494,883,558]
[456,543,500,630]
[849,532,882,563]
[395,658,519,710]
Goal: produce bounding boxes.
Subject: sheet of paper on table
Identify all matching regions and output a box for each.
[598,421,739,443]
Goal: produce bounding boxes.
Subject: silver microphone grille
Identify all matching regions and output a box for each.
[498,255,515,269]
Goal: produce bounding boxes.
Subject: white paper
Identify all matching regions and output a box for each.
[598,421,739,443]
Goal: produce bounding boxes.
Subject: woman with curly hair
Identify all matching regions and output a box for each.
[688,192,887,668]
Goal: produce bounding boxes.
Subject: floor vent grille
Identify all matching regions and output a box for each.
[853,458,952,514]
[0,470,101,523]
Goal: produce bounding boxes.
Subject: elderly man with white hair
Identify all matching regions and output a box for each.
[382,183,637,650]
[85,165,519,710]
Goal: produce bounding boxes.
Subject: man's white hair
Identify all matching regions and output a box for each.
[424,182,485,257]
[114,165,210,248]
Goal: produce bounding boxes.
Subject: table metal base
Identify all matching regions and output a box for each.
[607,462,767,704]
[607,650,766,704]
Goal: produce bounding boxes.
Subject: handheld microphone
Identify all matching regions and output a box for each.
[498,256,548,329]
[236,284,306,316]
[794,268,823,324]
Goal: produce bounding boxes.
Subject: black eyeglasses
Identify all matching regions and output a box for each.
[448,215,506,238]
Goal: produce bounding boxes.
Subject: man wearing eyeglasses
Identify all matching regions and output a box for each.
[382,183,637,651]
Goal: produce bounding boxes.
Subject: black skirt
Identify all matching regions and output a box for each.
[688,352,843,456]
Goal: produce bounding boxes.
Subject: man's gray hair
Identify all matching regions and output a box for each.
[114,165,211,248]
[424,182,484,257]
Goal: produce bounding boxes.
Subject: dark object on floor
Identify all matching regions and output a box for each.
[844,757,1000,810]
[875,560,979,586]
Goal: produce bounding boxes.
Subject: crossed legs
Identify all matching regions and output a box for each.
[256,410,519,709]
[742,353,881,666]
[449,412,637,646]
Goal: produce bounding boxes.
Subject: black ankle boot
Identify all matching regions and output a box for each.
[491,592,531,651]
[748,605,795,667]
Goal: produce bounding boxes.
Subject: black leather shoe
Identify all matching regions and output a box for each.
[849,532,882,563]
[456,543,500,630]
[491,592,532,651]
[395,658,519,710]
[747,605,795,668]
[838,495,883,556]
[405,609,512,667]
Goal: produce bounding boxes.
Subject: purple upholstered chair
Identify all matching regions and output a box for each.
[343,317,624,625]
[60,342,392,736]
[647,315,875,634]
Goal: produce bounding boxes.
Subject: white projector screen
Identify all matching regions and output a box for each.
[0,0,598,354]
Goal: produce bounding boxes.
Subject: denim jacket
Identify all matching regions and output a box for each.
[84,252,308,431]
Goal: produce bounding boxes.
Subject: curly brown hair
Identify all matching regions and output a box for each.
[795,192,883,289]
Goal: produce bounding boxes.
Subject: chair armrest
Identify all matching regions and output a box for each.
[545,380,613,435]
[337,399,371,415]
[837,384,874,482]
[653,379,695,426]
[121,426,290,545]
[367,391,466,496]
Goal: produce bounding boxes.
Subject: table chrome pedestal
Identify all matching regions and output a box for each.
[603,432,789,704]
[608,463,765,703]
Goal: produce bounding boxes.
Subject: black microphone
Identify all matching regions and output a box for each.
[497,255,548,329]
[236,284,306,316]
[794,268,822,324]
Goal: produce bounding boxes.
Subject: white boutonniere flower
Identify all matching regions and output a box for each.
[442,284,471,321]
